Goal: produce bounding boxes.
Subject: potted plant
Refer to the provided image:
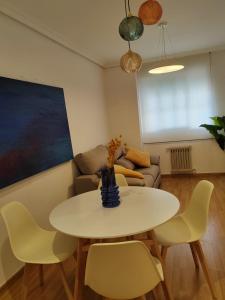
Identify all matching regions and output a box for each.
[200,116,225,150]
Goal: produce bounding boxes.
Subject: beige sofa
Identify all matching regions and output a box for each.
[74,145,161,195]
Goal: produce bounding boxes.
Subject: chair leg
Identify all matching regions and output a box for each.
[161,246,169,261]
[161,280,173,300]
[148,231,173,300]
[22,264,29,300]
[151,289,158,300]
[58,263,73,300]
[74,238,89,300]
[192,240,217,299]
[189,243,199,269]
[38,264,44,287]
[135,296,147,300]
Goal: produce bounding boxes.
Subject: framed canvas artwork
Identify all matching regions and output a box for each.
[0,76,73,189]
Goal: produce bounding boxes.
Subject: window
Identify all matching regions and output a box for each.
[137,53,218,143]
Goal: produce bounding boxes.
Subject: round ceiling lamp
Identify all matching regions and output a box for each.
[119,15,144,41]
[138,0,163,25]
[149,22,184,75]
[149,64,184,74]
[120,48,142,73]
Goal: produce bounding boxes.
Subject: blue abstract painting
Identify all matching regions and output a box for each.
[0,76,73,189]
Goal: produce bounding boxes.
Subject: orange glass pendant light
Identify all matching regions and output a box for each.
[138,0,163,25]
[120,45,142,73]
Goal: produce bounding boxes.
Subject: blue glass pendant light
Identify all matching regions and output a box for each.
[119,0,144,41]
[119,16,144,41]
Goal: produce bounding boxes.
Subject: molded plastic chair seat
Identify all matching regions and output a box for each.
[1,201,76,300]
[15,230,76,264]
[152,256,163,279]
[155,215,194,246]
[155,180,214,246]
[85,241,169,300]
[154,180,216,299]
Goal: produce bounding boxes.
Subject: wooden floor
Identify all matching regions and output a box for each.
[1,174,225,300]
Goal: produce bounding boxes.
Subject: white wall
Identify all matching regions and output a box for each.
[143,139,225,174]
[104,67,142,148]
[0,13,109,287]
[104,50,225,174]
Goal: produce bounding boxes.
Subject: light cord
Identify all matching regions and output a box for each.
[128,0,131,15]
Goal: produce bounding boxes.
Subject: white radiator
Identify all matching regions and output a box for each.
[168,146,194,174]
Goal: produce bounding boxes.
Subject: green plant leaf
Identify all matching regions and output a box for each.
[216,135,225,150]
[200,116,225,151]
[210,116,225,128]
[200,124,221,137]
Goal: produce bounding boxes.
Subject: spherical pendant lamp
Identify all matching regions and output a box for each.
[119,16,144,41]
[120,49,142,73]
[138,0,163,25]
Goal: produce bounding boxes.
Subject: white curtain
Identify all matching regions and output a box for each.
[137,53,218,143]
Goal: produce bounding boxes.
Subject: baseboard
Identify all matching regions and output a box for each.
[0,267,24,293]
[162,172,225,177]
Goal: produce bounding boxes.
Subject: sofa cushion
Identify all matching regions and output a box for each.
[74,145,108,175]
[125,177,145,186]
[143,175,155,187]
[125,148,150,167]
[116,156,135,170]
[150,155,160,165]
[136,165,160,181]
[114,145,125,160]
[125,175,154,187]
[114,165,144,179]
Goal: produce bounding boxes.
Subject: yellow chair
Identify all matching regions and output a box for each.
[154,180,216,299]
[85,241,170,300]
[1,201,76,300]
[98,173,128,189]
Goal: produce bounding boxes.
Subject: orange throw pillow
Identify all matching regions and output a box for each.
[125,148,150,167]
[114,164,144,179]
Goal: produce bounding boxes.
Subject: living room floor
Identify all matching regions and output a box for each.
[0,174,225,300]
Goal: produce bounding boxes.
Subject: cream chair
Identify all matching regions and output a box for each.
[1,201,77,300]
[154,180,216,299]
[98,173,128,189]
[85,240,170,300]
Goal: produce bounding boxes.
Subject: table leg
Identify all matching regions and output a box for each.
[74,238,86,300]
[147,230,162,263]
[147,230,173,300]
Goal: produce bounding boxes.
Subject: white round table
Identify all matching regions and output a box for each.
[50,186,179,239]
[49,186,179,300]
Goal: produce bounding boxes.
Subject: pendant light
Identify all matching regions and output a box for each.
[120,42,142,73]
[119,0,143,73]
[119,0,144,41]
[149,21,184,74]
[138,0,163,25]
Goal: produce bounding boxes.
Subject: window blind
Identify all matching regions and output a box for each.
[137,53,218,143]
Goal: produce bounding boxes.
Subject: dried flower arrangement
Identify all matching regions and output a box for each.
[107,135,123,168]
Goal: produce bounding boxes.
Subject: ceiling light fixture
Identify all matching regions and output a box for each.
[138,0,162,25]
[119,0,143,73]
[149,21,184,75]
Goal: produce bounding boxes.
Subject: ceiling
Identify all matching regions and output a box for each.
[0,0,225,67]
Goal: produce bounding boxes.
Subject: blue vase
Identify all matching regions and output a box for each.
[100,167,120,208]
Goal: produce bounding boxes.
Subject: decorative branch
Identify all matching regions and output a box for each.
[107,135,123,168]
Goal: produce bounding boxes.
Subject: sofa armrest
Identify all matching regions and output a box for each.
[150,155,160,165]
[74,174,99,195]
